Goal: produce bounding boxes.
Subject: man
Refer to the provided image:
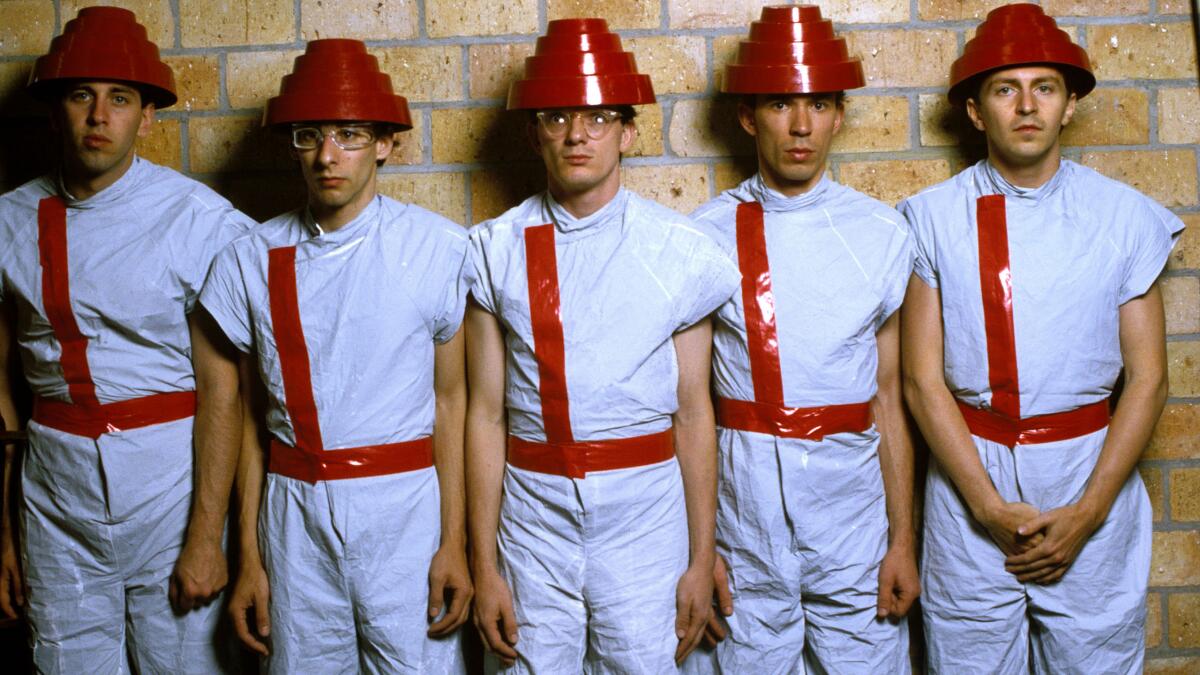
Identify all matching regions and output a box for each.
[689,6,918,673]
[0,6,253,672]
[900,4,1184,673]
[201,39,472,673]
[466,18,740,673]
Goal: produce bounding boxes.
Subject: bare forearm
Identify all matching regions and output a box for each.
[434,395,467,548]
[873,392,915,547]
[673,412,717,567]
[189,392,241,544]
[235,361,267,567]
[466,412,506,573]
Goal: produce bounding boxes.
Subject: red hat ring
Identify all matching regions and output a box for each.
[265,39,412,129]
[507,18,655,110]
[949,3,1095,105]
[29,6,177,109]
[723,5,865,95]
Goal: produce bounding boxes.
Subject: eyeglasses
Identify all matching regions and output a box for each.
[291,125,377,151]
[535,109,624,140]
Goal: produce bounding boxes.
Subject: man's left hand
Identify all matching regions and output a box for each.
[1005,502,1101,584]
[427,544,473,637]
[876,543,920,620]
[169,539,228,612]
[674,561,714,664]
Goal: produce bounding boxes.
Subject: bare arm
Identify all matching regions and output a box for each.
[671,319,717,664]
[228,353,271,655]
[464,299,519,665]
[0,300,25,618]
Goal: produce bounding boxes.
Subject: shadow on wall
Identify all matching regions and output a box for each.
[202,122,305,222]
[696,95,758,189]
[0,63,55,193]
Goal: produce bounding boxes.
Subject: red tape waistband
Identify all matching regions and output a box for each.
[956,398,1110,448]
[32,391,197,439]
[715,397,872,440]
[269,436,434,483]
[507,428,675,479]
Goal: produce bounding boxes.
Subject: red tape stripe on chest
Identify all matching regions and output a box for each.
[524,224,574,444]
[976,195,1021,419]
[267,246,325,452]
[735,201,785,405]
[37,196,99,407]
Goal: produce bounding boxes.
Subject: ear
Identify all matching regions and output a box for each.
[831,102,845,136]
[375,133,395,163]
[137,103,156,139]
[1060,91,1077,127]
[965,97,986,132]
[737,101,758,137]
[527,121,543,154]
[618,120,637,153]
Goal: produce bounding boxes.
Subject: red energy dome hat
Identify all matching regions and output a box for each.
[507,18,655,110]
[723,5,865,95]
[29,6,177,109]
[265,39,412,129]
[949,3,1095,105]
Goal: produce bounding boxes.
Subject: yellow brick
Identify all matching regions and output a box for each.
[0,62,38,116]
[431,108,529,164]
[832,96,910,154]
[300,0,418,40]
[60,0,174,47]
[667,98,754,159]
[1088,23,1198,81]
[468,42,535,100]
[136,117,181,170]
[918,94,983,148]
[1148,592,1163,648]
[388,113,425,166]
[548,0,658,29]
[179,0,294,47]
[1080,150,1198,208]
[1159,0,1194,13]
[837,159,953,207]
[712,35,740,93]
[623,164,710,214]
[1159,88,1200,145]
[714,160,758,194]
[818,0,908,23]
[226,50,303,110]
[1171,469,1200,523]
[845,30,959,88]
[1152,531,1200,586]
[0,0,54,56]
[1146,657,1200,675]
[627,104,663,158]
[377,46,463,103]
[163,56,219,112]
[1146,404,1200,460]
[668,0,767,29]
[1043,0,1148,15]
[426,0,537,38]
[625,36,707,95]
[1168,342,1200,398]
[1168,593,1200,648]
[188,115,291,173]
[376,172,467,224]
[469,165,546,223]
[917,0,1011,21]
[1167,214,1199,272]
[1141,466,1164,523]
[1164,277,1200,336]
[201,171,305,222]
[1061,88,1148,146]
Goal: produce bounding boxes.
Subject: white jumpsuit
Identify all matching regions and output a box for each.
[689,175,913,675]
[0,157,252,673]
[468,188,740,674]
[899,159,1185,675]
[200,195,470,674]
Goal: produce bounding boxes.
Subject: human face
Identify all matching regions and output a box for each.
[531,107,636,209]
[738,93,843,197]
[966,66,1076,181]
[55,81,153,196]
[294,122,394,231]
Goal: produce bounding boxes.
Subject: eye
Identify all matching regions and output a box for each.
[812,100,827,111]
[294,128,322,145]
[547,112,569,125]
[769,99,789,111]
[112,94,129,105]
[68,90,92,103]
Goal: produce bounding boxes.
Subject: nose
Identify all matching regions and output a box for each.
[87,97,109,125]
[1018,87,1037,114]
[316,132,339,165]
[565,113,588,143]
[789,105,812,136]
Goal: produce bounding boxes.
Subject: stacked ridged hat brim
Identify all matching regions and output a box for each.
[28,6,176,109]
[723,5,865,95]
[508,18,655,110]
[265,39,412,129]
[949,3,1095,105]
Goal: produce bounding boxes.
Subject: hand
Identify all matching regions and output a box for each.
[976,501,1044,557]
[0,526,24,619]
[427,544,473,637]
[701,555,732,648]
[674,561,714,664]
[875,543,920,620]
[472,567,519,667]
[228,562,271,656]
[1005,502,1101,584]
[169,538,228,612]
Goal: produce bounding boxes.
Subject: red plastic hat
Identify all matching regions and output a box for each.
[29,6,176,108]
[507,18,655,110]
[265,39,412,129]
[949,3,1095,105]
[723,5,864,95]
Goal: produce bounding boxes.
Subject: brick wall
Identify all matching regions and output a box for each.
[0,0,1197,669]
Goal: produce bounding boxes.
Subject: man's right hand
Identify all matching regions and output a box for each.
[701,555,733,648]
[0,526,23,619]
[472,567,519,667]
[977,501,1044,557]
[228,562,271,656]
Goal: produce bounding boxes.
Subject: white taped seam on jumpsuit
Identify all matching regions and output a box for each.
[686,174,914,675]
[467,188,740,673]
[199,194,469,674]
[0,156,253,674]
[899,159,1185,675]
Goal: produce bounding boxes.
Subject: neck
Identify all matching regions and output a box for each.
[548,174,621,220]
[760,162,825,197]
[309,184,377,233]
[987,143,1062,189]
[61,152,135,201]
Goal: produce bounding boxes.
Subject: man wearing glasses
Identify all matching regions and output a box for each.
[200,39,471,672]
[465,18,739,674]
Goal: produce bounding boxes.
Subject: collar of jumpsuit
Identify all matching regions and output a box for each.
[302,192,382,245]
[743,170,833,212]
[980,157,1067,203]
[56,154,149,210]
[542,185,629,237]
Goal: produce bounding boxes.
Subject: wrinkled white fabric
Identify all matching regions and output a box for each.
[200,195,469,674]
[689,175,913,674]
[0,156,252,673]
[469,188,740,673]
[900,159,1184,674]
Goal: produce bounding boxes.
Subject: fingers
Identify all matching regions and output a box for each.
[875,569,893,618]
[0,584,15,620]
[428,583,473,637]
[713,561,733,617]
[254,585,272,642]
[168,575,191,613]
[478,614,519,664]
[700,612,728,649]
[427,573,446,621]
[230,596,270,656]
[674,599,708,664]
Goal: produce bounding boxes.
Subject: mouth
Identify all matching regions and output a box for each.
[317,177,346,188]
[563,154,592,165]
[1014,125,1042,133]
[82,134,111,149]
[786,148,814,161]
